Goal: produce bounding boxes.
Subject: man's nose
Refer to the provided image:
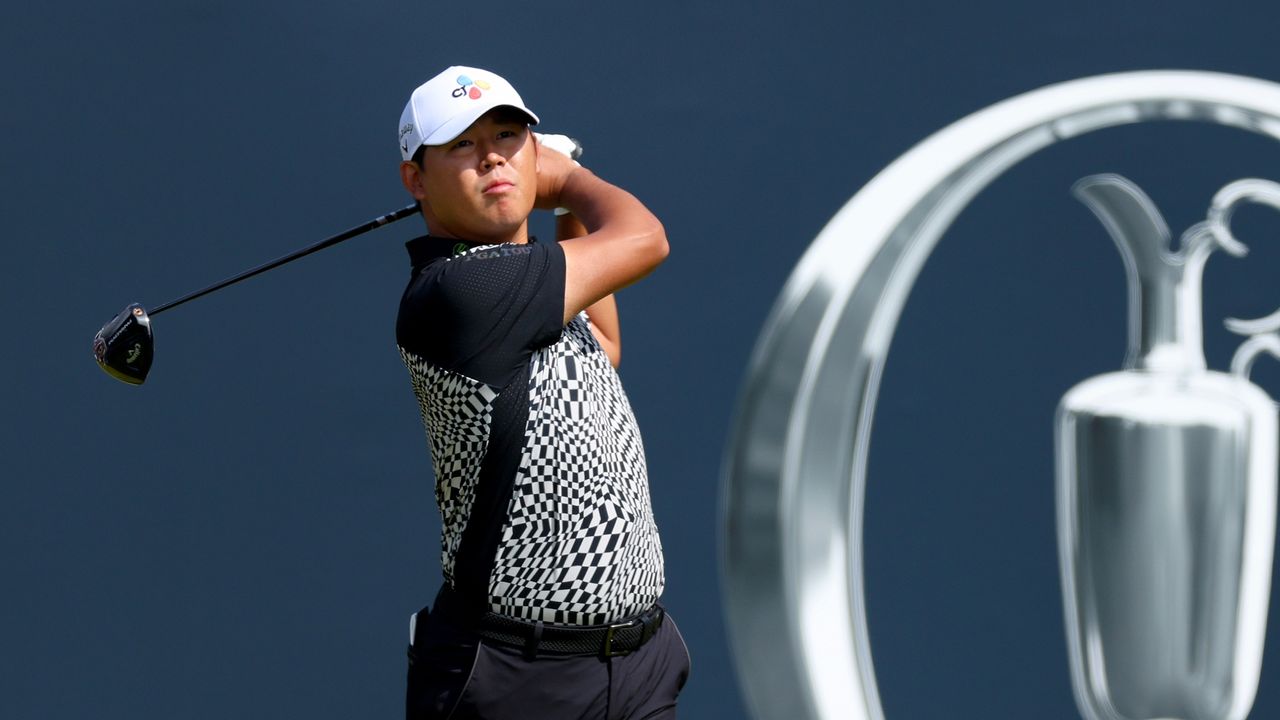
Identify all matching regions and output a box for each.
[480,146,506,169]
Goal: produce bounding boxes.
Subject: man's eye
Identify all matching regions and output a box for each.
[451,139,473,150]
[497,130,517,139]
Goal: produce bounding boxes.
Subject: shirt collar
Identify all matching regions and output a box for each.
[405,234,539,266]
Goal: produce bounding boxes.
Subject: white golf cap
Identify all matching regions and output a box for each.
[398,66,540,161]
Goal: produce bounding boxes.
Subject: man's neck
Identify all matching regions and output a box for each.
[427,223,530,246]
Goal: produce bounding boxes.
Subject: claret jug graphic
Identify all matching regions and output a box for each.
[1057,174,1280,720]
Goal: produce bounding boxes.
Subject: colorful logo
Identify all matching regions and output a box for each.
[451,74,491,100]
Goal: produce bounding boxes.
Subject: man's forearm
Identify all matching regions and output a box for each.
[557,212,621,366]
[536,142,667,323]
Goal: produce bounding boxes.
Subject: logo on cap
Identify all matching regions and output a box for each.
[399,123,415,154]
[452,74,492,100]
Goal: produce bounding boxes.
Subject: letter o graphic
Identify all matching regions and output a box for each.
[720,71,1280,720]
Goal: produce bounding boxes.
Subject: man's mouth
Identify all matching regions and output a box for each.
[483,179,515,194]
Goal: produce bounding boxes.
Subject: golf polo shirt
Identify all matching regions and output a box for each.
[396,235,665,627]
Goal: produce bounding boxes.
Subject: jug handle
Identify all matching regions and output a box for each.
[1227,309,1280,378]
[1207,178,1280,257]
[1214,178,1280,378]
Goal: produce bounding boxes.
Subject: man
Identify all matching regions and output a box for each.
[395,66,688,719]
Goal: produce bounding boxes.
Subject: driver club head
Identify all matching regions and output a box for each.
[93,303,154,385]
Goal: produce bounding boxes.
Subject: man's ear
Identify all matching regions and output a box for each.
[400,160,427,200]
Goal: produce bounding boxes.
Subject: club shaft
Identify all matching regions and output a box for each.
[149,203,420,316]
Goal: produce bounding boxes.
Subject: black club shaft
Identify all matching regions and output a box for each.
[149,203,420,317]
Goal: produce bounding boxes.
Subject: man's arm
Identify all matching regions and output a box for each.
[557,212,621,367]
[535,143,667,326]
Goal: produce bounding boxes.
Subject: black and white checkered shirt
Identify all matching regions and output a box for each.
[396,235,664,627]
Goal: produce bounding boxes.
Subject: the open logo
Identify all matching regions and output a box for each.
[721,71,1280,720]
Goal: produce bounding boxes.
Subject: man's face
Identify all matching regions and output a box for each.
[404,107,538,244]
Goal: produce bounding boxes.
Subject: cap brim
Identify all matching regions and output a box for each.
[422,103,539,146]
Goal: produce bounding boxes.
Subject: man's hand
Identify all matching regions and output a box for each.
[536,133,583,161]
[533,130,667,327]
[534,134,582,210]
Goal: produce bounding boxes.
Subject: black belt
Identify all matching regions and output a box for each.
[473,604,665,657]
[428,586,665,658]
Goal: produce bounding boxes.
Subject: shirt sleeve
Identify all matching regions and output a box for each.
[396,240,566,388]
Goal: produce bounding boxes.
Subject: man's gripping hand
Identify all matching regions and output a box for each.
[535,134,583,216]
[533,135,667,325]
[535,133,583,161]
[534,133,583,211]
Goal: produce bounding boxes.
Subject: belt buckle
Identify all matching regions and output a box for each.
[602,621,635,658]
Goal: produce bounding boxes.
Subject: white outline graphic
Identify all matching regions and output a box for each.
[721,71,1280,720]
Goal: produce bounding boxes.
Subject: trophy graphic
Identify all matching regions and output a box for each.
[1057,175,1280,720]
[722,71,1280,720]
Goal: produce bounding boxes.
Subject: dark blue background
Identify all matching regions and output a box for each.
[6,1,1280,717]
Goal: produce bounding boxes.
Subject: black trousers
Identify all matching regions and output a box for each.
[406,604,691,720]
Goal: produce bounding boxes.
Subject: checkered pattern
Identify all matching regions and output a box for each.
[489,315,665,626]
[399,348,498,586]
[400,264,665,628]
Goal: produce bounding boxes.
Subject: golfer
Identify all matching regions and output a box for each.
[395,66,689,719]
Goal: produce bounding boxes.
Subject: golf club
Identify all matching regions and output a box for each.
[92,134,583,386]
[92,203,420,385]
